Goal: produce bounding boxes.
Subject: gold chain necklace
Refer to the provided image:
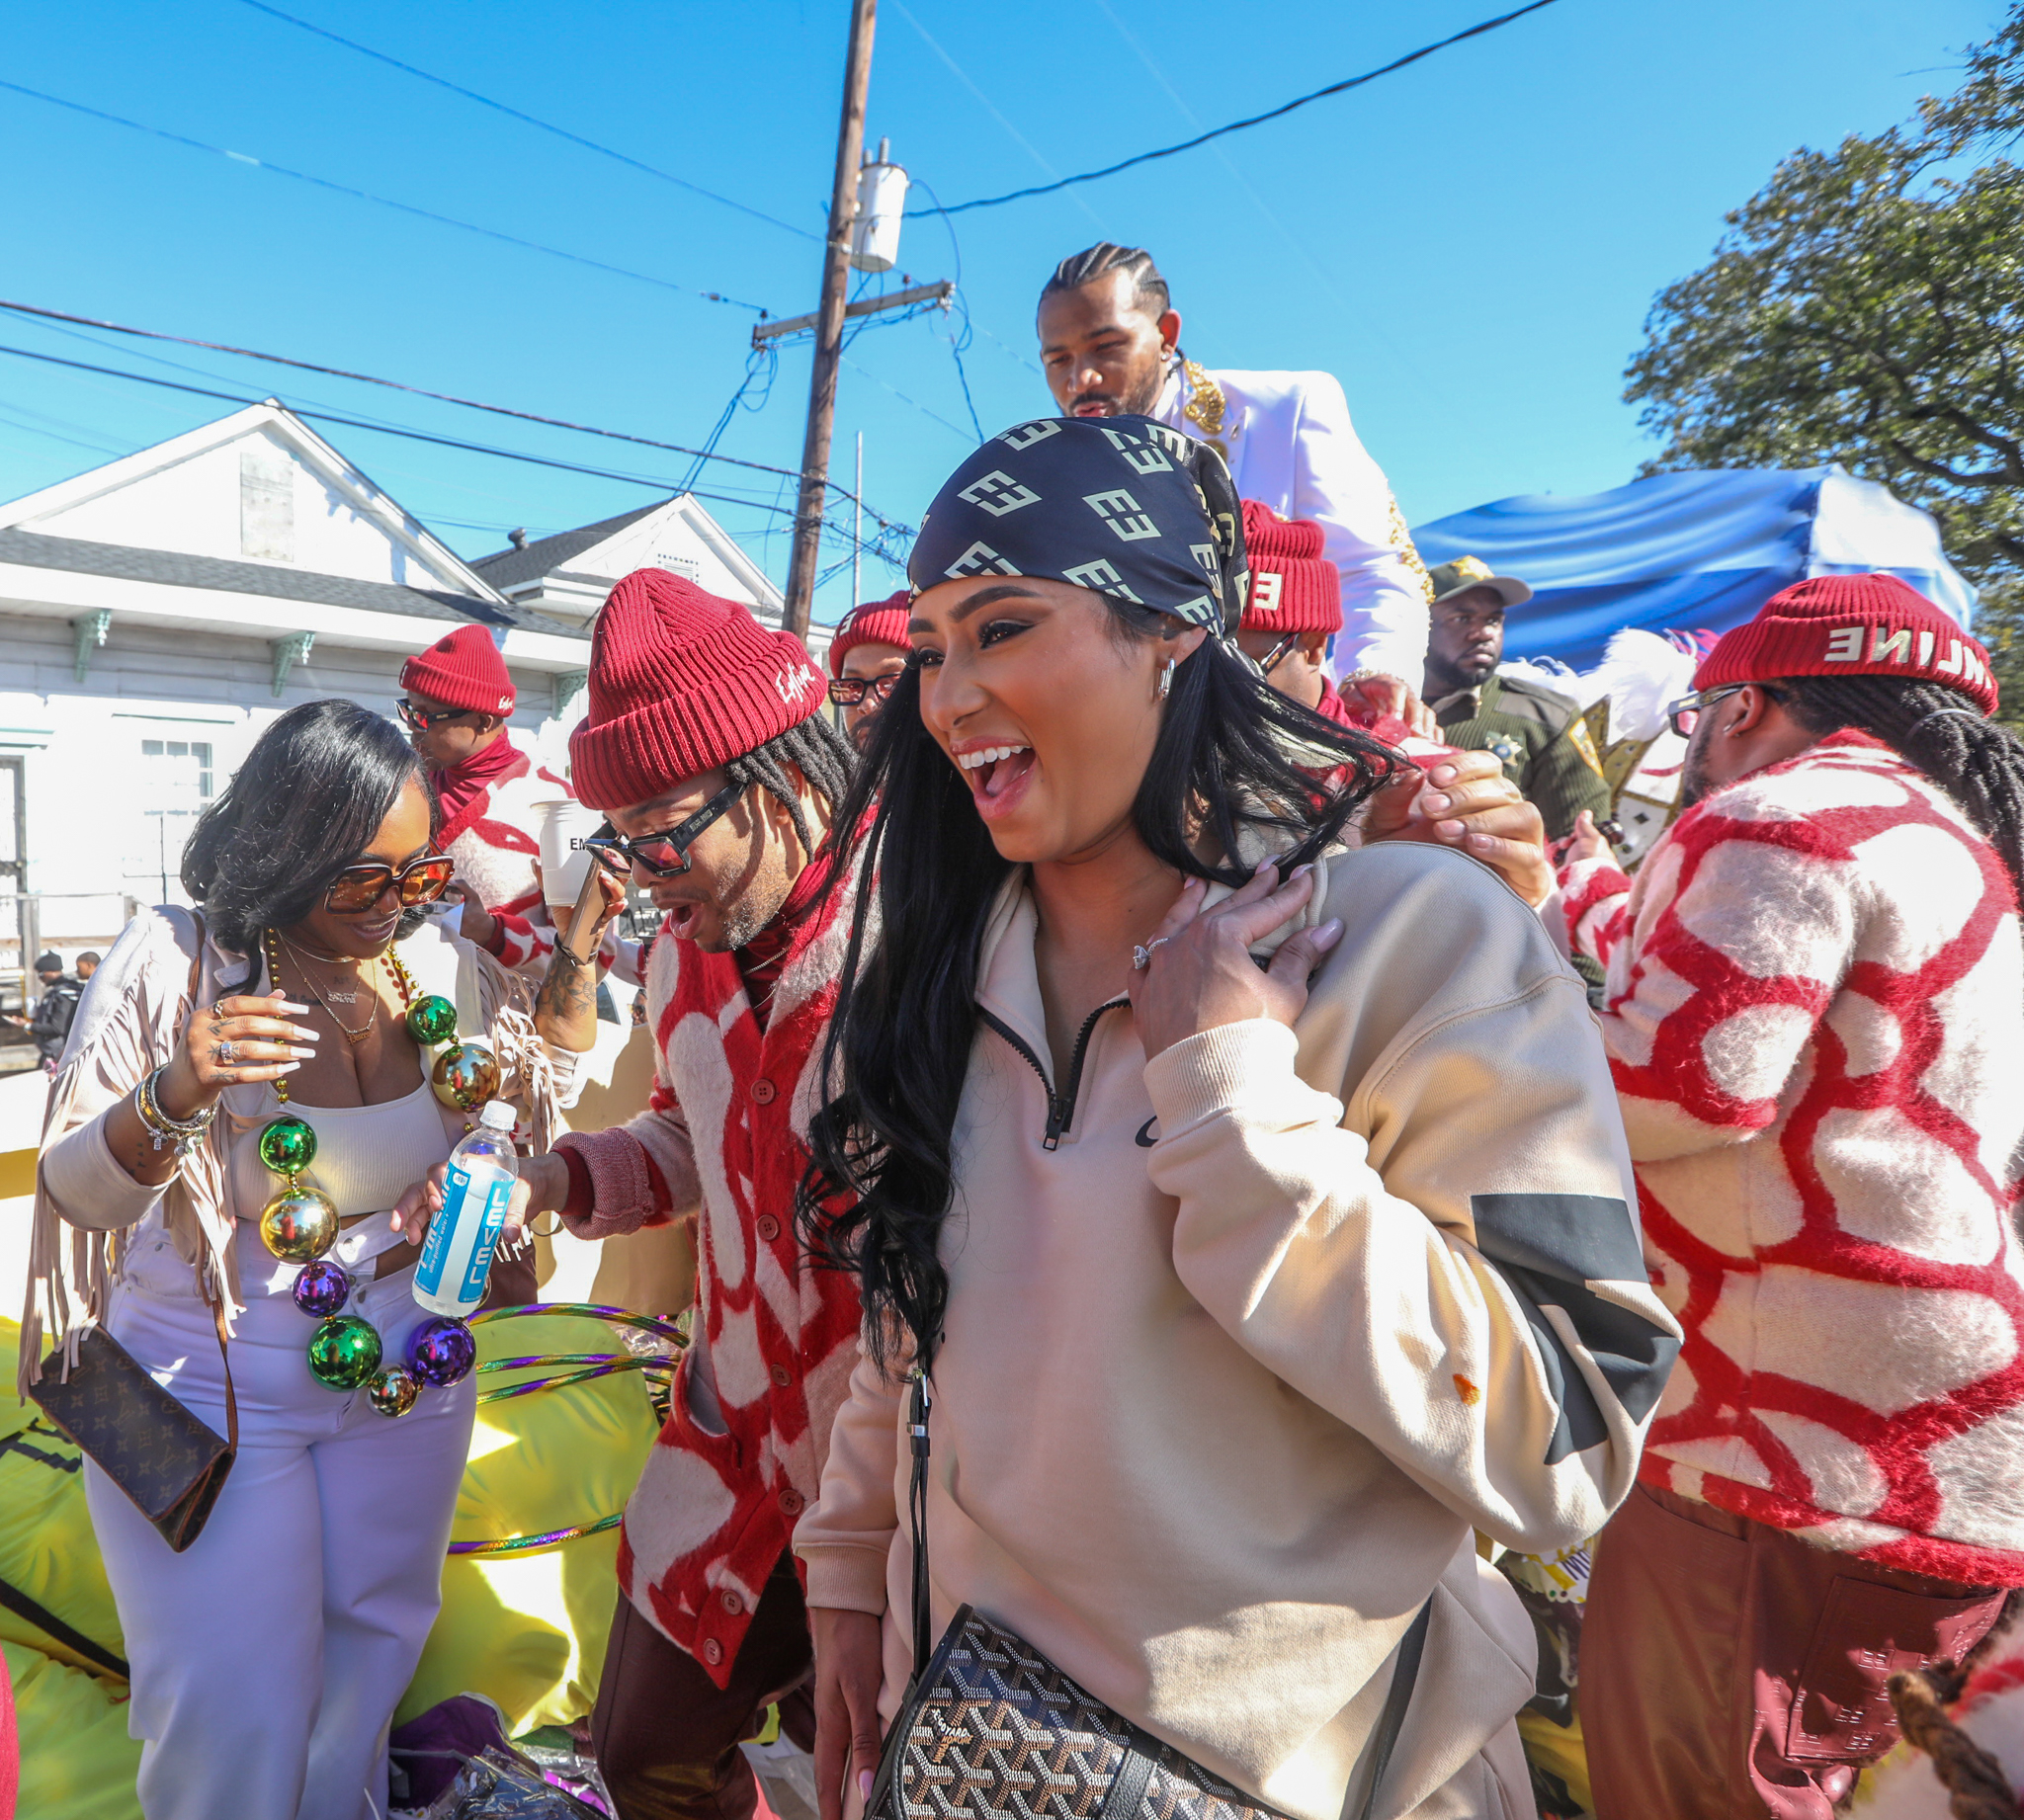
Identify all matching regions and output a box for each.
[263,934,422,1097]
[268,932,380,1044]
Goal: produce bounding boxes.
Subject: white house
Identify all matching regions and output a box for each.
[0,401,786,1013]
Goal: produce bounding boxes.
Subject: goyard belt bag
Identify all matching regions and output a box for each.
[867,1374,1431,1820]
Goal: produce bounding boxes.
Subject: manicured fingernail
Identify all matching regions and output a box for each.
[1315,918,1344,948]
[1422,793,1451,812]
[860,1772,874,1800]
[290,1027,319,1042]
[1291,863,1312,879]
[290,1046,317,1059]
[278,1000,314,1014]
[1437,819,1466,838]
[1468,832,1494,849]
[277,1061,301,1073]
[1432,766,1456,784]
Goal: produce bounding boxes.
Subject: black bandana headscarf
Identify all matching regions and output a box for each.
[907,415,1249,635]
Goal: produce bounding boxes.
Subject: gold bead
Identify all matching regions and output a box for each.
[259,1186,341,1263]
[430,1041,501,1113]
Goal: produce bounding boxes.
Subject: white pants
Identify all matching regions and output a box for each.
[87,1242,476,1820]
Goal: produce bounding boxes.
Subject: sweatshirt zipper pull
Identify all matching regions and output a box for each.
[1042,1095,1066,1151]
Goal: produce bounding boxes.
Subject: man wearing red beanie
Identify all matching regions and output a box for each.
[399,622,573,977]
[823,591,910,747]
[1553,574,2024,1818]
[1233,500,1354,722]
[503,568,863,1820]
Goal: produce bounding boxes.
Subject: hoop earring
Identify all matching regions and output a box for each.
[1157,659,1175,701]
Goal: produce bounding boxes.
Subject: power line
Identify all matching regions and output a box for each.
[0,296,898,520]
[0,340,914,553]
[0,77,772,312]
[229,0,819,242]
[908,0,1563,214]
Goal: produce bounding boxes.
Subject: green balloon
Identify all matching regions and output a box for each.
[406,995,459,1046]
[307,1315,382,1391]
[257,1115,317,1176]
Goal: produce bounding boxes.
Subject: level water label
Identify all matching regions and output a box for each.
[459,1177,513,1301]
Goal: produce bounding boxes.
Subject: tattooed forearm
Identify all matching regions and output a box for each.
[534,947,601,1051]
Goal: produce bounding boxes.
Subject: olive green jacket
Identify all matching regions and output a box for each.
[1432,674,1612,842]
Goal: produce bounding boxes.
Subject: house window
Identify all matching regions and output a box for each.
[126,738,216,905]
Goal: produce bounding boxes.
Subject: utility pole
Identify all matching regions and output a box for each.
[784,0,879,641]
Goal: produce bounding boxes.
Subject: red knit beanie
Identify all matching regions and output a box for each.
[569,568,825,810]
[400,623,515,715]
[1239,501,1340,636]
[826,590,913,678]
[1694,572,1996,714]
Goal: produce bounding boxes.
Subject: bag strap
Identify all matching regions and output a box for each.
[1349,1600,1430,1820]
[183,913,238,1459]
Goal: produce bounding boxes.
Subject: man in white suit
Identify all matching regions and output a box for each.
[1036,241,1433,723]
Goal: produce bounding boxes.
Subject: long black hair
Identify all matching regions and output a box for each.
[182,698,434,966]
[800,604,1407,1369]
[1778,673,2024,930]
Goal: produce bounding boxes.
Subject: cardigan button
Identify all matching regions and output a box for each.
[751,1078,777,1105]
[720,1590,745,1615]
[770,1363,793,1388]
[779,1488,805,1517]
[702,1637,724,1667]
[755,1214,782,1242]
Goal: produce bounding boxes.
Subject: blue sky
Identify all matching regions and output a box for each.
[0,0,2001,625]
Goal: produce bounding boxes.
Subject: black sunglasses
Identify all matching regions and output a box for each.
[396,701,479,731]
[827,674,901,709]
[580,783,743,879]
[1665,683,1781,740]
[325,853,457,913]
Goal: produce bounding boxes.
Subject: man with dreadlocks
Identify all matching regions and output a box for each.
[1552,575,2024,1819]
[507,568,863,1820]
[1037,242,1433,725]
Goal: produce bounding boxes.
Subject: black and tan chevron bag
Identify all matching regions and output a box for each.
[866,1374,1430,1820]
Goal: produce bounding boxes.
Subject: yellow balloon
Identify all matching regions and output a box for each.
[432,1042,502,1113]
[260,1186,340,1263]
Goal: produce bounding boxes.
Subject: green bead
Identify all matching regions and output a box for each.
[307,1315,382,1391]
[406,995,459,1046]
[257,1115,317,1176]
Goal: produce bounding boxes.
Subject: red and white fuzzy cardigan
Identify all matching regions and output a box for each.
[1561,732,2024,1585]
[554,864,863,1683]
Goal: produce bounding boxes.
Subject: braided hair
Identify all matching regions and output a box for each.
[1041,242,1170,317]
[1775,675,2024,921]
[723,711,857,862]
[1886,1603,2024,1820]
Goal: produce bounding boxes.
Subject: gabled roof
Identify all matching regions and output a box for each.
[0,528,580,636]
[471,502,662,594]
[471,493,785,621]
[0,400,508,608]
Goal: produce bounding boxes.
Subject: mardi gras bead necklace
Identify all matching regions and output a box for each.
[256,930,479,1416]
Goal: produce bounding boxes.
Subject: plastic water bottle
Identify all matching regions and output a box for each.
[413,1101,518,1318]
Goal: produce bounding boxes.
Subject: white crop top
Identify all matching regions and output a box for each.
[229,1078,463,1294]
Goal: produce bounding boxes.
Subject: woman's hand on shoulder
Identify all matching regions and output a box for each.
[1129,864,1343,1061]
[157,993,318,1117]
[1361,753,1556,907]
[813,1605,886,1820]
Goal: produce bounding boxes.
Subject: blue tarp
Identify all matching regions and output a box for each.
[1412,466,1976,672]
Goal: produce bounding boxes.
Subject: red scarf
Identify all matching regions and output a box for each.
[431,732,527,847]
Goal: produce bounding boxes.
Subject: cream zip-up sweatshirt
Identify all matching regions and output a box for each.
[796,842,1679,1820]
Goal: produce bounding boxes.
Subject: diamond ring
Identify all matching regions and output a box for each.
[1131,938,1171,971]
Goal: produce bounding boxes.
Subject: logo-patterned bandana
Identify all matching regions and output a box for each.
[907,415,1250,635]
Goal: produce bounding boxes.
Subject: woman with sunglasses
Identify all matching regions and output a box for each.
[27,698,587,1820]
[794,419,1678,1820]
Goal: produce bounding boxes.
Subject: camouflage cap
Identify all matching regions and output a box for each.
[1427,554,1533,609]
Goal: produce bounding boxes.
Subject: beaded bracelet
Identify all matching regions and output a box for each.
[135,1067,215,1157]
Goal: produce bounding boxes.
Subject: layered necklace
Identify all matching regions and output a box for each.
[252,930,503,1414]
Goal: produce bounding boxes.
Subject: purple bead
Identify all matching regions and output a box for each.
[291,1261,351,1318]
[406,1316,476,1388]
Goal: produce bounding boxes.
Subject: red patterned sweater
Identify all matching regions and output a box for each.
[553,859,863,1682]
[1561,731,2024,1584]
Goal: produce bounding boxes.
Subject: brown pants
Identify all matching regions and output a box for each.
[1581,1482,2009,1819]
[591,1552,816,1820]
